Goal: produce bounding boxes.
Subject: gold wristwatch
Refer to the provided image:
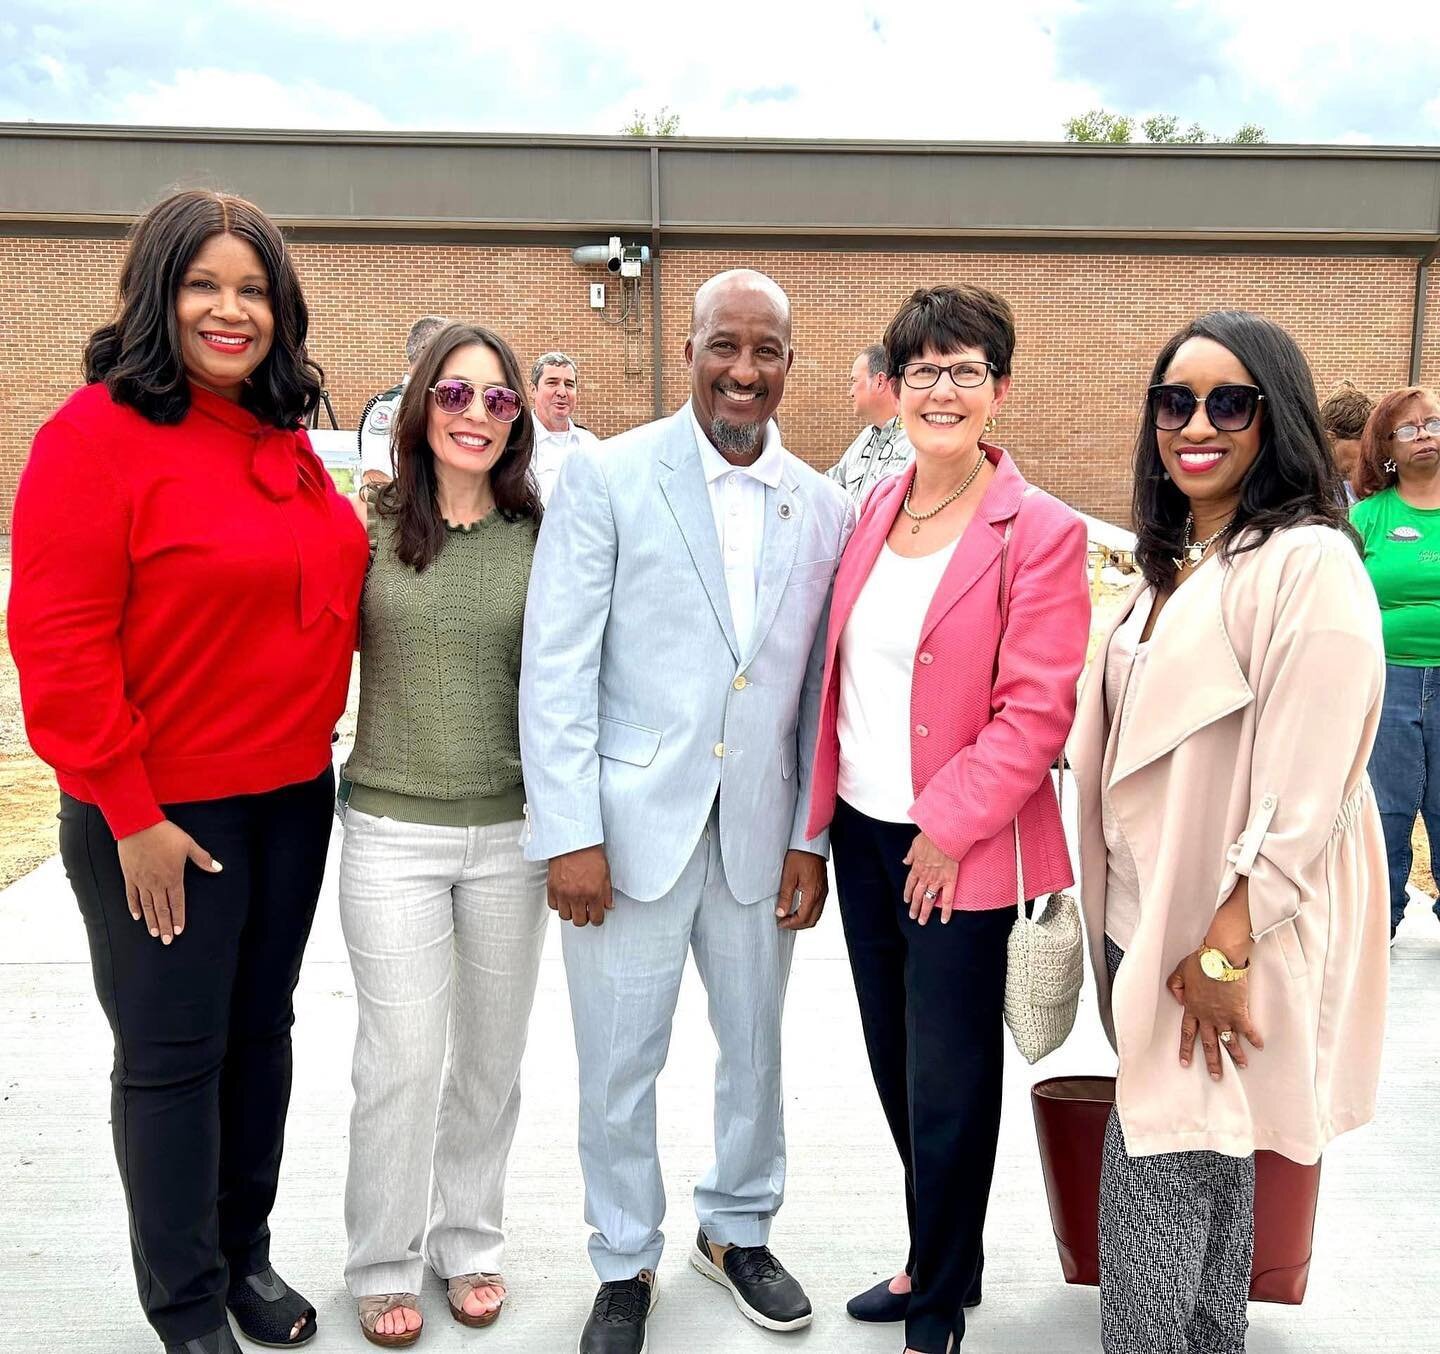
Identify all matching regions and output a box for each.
[1198,946,1249,983]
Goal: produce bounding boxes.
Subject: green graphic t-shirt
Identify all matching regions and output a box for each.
[1350,487,1440,666]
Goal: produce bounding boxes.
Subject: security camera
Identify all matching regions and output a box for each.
[606,236,623,273]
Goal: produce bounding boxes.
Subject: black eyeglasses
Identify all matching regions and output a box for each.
[1388,417,1440,442]
[1148,383,1265,433]
[899,359,997,390]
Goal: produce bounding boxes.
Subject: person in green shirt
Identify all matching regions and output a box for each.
[1350,384,1440,940]
[337,323,545,1346]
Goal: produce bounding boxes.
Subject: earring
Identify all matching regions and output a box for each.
[984,415,997,436]
[1384,458,1397,475]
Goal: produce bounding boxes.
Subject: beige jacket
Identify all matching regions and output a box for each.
[1069,525,1389,1163]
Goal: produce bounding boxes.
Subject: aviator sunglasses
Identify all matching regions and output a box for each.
[1148,383,1265,433]
[428,378,523,423]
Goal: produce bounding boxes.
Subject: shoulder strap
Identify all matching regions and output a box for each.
[996,485,1059,914]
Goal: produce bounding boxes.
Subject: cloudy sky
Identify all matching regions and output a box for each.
[2,0,1437,144]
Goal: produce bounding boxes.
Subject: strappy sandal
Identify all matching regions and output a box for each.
[446,1272,506,1328]
[225,1266,316,1347]
[357,1292,423,1348]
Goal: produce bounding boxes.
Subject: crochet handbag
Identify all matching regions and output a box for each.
[995,499,1084,1063]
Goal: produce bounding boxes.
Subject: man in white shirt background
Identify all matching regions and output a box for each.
[826,343,914,502]
[530,350,602,506]
[357,314,450,487]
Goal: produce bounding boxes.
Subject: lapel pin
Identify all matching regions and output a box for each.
[777,503,792,520]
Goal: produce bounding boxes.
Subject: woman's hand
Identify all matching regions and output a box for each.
[903,831,960,925]
[116,819,222,944]
[1166,951,1263,1079]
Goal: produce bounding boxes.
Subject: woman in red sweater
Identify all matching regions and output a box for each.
[8,190,367,1354]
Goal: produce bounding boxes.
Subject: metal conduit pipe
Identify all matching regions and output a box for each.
[1410,237,1440,385]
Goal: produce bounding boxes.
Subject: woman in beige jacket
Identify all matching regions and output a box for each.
[1069,311,1389,1354]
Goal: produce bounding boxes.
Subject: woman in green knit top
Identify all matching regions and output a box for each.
[1350,385,1440,942]
[338,324,545,1346]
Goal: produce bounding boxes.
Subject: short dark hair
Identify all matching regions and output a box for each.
[379,323,541,571]
[1131,310,1352,588]
[1353,386,1436,501]
[1319,383,1373,442]
[83,189,322,428]
[859,343,887,379]
[882,285,1016,380]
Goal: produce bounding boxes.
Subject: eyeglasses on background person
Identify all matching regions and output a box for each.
[1386,416,1440,443]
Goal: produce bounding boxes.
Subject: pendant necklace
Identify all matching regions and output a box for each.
[1171,512,1227,571]
[901,450,987,534]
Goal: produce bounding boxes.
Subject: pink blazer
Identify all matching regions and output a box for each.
[806,447,1091,910]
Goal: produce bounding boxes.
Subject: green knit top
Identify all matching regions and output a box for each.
[343,499,536,826]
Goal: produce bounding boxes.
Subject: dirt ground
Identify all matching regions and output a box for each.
[0,553,1434,896]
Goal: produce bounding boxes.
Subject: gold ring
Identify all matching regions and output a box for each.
[1219,1030,1235,1045]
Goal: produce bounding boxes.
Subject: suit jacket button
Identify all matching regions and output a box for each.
[918,652,934,665]
[733,675,748,690]
[713,742,726,757]
[915,724,928,737]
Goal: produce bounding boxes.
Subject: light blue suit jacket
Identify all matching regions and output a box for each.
[520,405,854,905]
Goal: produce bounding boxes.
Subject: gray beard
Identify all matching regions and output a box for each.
[709,415,763,457]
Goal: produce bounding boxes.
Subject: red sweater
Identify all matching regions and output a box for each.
[8,383,368,838]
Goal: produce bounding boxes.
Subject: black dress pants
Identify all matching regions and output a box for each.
[59,768,333,1346]
[832,797,1014,1354]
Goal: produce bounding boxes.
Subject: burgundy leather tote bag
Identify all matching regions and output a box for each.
[1031,1075,1320,1303]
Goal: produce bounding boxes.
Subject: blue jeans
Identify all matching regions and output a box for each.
[1367,663,1440,927]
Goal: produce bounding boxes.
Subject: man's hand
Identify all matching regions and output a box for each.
[775,849,828,931]
[547,845,613,927]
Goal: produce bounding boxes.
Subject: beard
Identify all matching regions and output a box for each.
[709,414,764,456]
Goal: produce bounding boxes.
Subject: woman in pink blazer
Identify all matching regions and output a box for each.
[805,285,1090,1354]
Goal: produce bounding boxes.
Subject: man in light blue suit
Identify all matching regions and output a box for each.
[520,270,853,1354]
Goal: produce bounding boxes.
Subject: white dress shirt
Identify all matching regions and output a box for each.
[532,414,602,506]
[690,410,785,654]
[836,539,959,821]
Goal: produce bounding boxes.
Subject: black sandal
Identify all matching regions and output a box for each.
[225,1266,317,1347]
[166,1327,242,1354]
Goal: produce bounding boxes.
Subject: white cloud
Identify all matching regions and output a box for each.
[112,67,388,129]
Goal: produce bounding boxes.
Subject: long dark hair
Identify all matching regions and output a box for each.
[83,189,323,428]
[1131,310,1350,589]
[378,323,541,571]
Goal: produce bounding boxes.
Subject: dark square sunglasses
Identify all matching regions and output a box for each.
[1148,383,1264,433]
[428,378,523,423]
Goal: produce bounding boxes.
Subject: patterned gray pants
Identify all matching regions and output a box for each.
[1100,936,1255,1354]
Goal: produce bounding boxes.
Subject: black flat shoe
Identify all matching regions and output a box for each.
[847,1277,909,1322]
[845,1275,982,1323]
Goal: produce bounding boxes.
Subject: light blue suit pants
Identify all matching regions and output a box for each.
[561,807,795,1280]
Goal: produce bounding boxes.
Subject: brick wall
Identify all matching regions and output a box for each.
[3,235,1437,530]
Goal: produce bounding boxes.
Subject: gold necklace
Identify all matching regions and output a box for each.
[901,451,986,534]
[1170,512,1227,570]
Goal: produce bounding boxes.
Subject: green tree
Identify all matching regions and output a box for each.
[621,106,680,137]
[1064,109,1134,143]
[1066,110,1267,144]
